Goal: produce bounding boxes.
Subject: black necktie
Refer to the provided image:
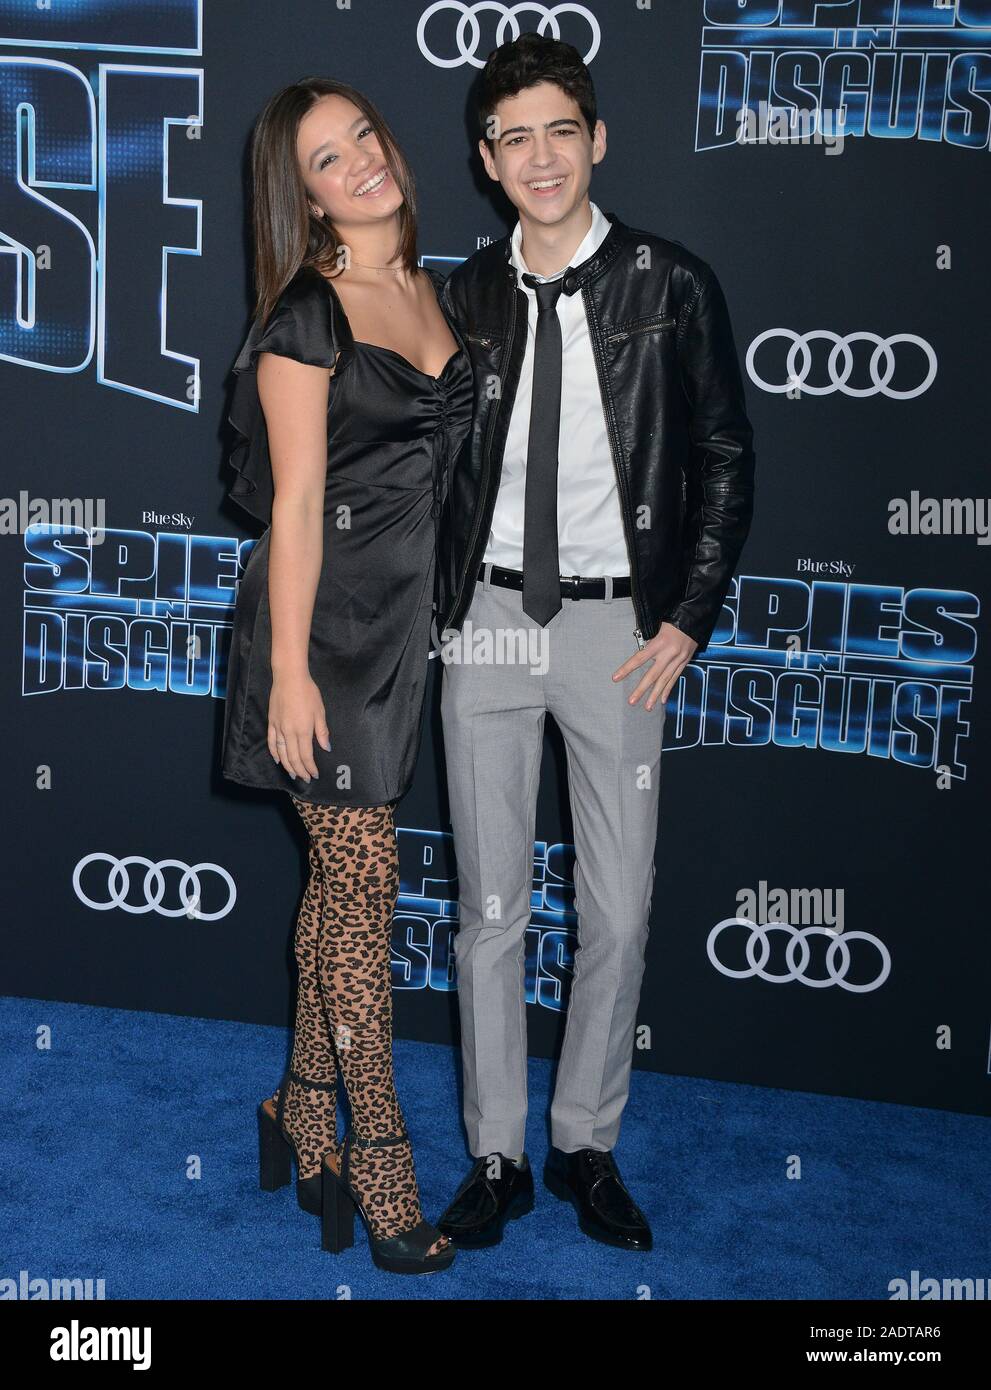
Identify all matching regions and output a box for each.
[521,272,565,626]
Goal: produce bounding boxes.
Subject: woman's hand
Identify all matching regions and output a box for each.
[268,671,331,782]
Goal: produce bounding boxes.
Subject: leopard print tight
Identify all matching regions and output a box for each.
[270,796,446,1254]
[267,830,338,1177]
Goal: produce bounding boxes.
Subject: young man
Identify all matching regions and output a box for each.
[435,34,755,1251]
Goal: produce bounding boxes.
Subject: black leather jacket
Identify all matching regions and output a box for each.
[436,210,755,653]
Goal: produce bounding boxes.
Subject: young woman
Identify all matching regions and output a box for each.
[221,77,472,1275]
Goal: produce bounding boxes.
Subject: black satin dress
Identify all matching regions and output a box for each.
[221,262,473,806]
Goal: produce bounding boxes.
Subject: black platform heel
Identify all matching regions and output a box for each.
[320,1130,456,1275]
[257,1068,339,1216]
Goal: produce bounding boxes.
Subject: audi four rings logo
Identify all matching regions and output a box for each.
[706,918,891,993]
[746,329,938,399]
[73,853,237,919]
[417,2,601,68]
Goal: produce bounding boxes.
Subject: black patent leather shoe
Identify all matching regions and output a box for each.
[436,1153,535,1248]
[544,1147,652,1251]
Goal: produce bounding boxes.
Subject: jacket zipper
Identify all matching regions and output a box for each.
[436,309,472,512]
[446,289,518,630]
[606,315,675,345]
[584,285,650,645]
[633,480,686,649]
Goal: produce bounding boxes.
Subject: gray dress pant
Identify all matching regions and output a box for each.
[440,570,666,1156]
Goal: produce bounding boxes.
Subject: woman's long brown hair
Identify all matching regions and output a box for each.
[245,76,419,325]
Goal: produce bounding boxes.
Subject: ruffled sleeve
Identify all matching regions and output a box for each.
[225,266,352,526]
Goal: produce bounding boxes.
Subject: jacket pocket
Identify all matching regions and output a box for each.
[606,315,675,345]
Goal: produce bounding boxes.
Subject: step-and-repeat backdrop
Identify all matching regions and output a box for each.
[3,2,988,1116]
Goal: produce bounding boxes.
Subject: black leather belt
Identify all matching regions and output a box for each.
[477,562,631,600]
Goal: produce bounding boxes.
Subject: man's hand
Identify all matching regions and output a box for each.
[612,622,699,711]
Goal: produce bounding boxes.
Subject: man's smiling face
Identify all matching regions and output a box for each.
[479,80,605,228]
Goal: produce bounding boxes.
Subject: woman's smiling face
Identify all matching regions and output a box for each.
[298,93,403,231]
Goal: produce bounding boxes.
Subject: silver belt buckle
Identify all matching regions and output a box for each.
[561,574,582,602]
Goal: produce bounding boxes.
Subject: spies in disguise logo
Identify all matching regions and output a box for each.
[697,1,991,152]
[0,1,202,410]
[24,525,239,699]
[686,573,975,781]
[22,526,978,782]
[393,829,576,1011]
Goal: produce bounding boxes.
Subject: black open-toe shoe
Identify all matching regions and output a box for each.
[320,1130,456,1275]
[257,1068,339,1216]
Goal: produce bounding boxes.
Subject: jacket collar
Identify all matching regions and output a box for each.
[501,208,626,295]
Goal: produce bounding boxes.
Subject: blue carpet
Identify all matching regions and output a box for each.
[2,996,986,1300]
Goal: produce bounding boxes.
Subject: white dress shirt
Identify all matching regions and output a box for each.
[482,201,629,578]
